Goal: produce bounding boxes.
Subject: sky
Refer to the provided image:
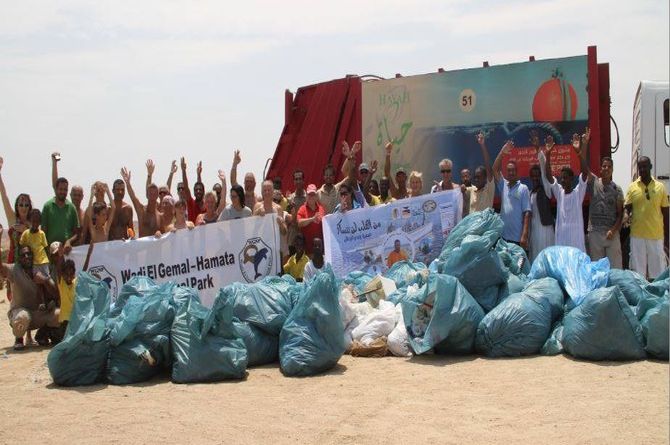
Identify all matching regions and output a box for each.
[0,0,668,229]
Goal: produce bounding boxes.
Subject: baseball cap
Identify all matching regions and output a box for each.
[306,184,318,195]
[50,241,62,255]
[395,167,407,175]
[359,163,370,172]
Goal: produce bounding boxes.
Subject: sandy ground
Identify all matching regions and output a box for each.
[0,288,668,445]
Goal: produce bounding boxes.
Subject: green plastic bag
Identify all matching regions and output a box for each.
[562,287,646,361]
[401,273,484,355]
[279,266,345,377]
[171,291,248,383]
[106,277,177,384]
[47,273,112,386]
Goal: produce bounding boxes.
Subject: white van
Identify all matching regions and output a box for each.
[631,81,669,189]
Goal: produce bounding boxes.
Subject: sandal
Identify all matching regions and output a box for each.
[13,338,25,351]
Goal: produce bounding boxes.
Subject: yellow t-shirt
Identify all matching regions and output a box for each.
[58,277,77,323]
[625,178,669,239]
[19,229,50,265]
[380,195,395,204]
[283,254,310,281]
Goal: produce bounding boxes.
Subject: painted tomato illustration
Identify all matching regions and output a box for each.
[532,69,578,122]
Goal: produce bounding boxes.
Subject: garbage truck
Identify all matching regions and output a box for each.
[267,46,612,191]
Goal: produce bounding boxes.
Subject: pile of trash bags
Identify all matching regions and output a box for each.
[48,209,668,387]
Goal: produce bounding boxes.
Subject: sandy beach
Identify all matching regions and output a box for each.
[0,288,667,445]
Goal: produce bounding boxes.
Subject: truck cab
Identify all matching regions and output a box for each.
[632,81,670,189]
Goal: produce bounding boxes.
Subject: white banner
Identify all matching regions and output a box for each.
[68,214,281,307]
[322,190,462,278]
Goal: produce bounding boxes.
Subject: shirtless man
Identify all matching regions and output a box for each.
[120,167,161,238]
[109,179,134,240]
[231,150,261,209]
[81,181,110,243]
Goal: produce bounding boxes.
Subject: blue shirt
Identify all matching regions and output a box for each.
[496,178,531,242]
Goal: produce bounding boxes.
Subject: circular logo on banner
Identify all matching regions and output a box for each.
[459,89,476,112]
[239,237,273,283]
[88,265,119,302]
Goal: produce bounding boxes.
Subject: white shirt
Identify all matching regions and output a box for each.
[539,151,587,252]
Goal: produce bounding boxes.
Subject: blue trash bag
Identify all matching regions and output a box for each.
[47,272,112,386]
[646,273,669,299]
[496,239,531,276]
[383,261,428,289]
[530,246,610,307]
[442,208,504,254]
[562,286,646,361]
[541,322,565,356]
[640,298,669,359]
[475,278,564,357]
[171,291,248,383]
[171,285,201,308]
[106,280,176,384]
[226,275,297,336]
[438,231,508,312]
[607,269,650,306]
[401,274,485,355]
[233,319,279,366]
[341,271,374,293]
[279,266,345,377]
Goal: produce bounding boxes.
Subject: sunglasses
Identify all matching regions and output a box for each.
[18,203,31,208]
[441,169,452,174]
[159,191,168,196]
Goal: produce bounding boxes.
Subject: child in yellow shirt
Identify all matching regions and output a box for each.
[283,234,309,282]
[19,209,50,276]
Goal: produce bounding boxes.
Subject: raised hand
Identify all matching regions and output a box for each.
[51,152,61,162]
[544,135,555,154]
[501,140,514,155]
[121,167,131,183]
[180,157,187,171]
[218,169,226,182]
[0,156,3,171]
[351,141,362,155]
[385,141,393,155]
[370,159,378,174]
[342,141,351,157]
[476,131,486,146]
[233,150,241,166]
[581,127,591,146]
[197,161,203,176]
[146,159,155,175]
[171,160,178,174]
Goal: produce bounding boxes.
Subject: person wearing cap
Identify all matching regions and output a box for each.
[384,141,409,199]
[297,184,326,256]
[1,229,60,350]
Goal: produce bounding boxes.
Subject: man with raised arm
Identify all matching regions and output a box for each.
[231,150,261,210]
[179,157,205,224]
[43,154,79,253]
[384,141,408,199]
[120,167,160,238]
[109,179,134,241]
[580,128,624,268]
[465,132,496,213]
[51,152,84,226]
[492,140,531,250]
[538,134,590,252]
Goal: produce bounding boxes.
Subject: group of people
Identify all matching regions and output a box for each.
[1,129,668,351]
